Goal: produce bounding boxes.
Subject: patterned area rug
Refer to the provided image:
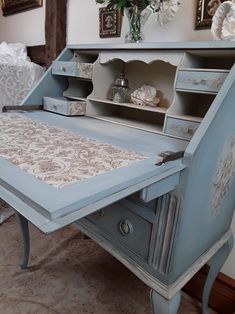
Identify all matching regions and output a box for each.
[0,216,204,314]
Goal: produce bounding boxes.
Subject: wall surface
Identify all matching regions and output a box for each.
[0,0,45,45]
[0,0,234,280]
[67,0,213,43]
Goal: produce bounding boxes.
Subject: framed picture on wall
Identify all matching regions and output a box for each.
[99,7,122,38]
[195,0,225,29]
[2,0,43,16]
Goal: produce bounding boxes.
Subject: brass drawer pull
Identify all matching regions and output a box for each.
[119,219,133,236]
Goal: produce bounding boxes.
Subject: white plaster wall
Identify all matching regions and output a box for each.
[0,1,45,45]
[67,0,213,44]
[0,0,234,279]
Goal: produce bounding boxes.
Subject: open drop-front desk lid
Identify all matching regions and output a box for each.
[0,111,187,233]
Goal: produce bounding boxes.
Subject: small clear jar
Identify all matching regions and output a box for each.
[111,72,131,103]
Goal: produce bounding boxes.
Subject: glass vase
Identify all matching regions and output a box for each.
[125,6,151,43]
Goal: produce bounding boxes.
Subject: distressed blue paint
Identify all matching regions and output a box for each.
[150,290,181,314]
[170,68,235,284]
[202,235,234,314]
[1,42,235,313]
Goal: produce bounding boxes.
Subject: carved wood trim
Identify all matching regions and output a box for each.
[183,266,235,314]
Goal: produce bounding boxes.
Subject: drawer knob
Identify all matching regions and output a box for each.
[193,78,206,85]
[119,219,133,236]
[187,127,196,136]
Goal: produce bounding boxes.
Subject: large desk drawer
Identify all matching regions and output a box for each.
[176,69,228,93]
[85,200,153,261]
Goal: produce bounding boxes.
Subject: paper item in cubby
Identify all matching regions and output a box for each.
[131,85,160,107]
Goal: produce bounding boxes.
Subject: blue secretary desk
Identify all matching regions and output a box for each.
[0,42,235,313]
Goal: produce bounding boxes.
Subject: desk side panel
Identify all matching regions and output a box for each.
[22,48,72,106]
[168,67,235,283]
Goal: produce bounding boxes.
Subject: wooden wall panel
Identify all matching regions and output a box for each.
[27,0,67,67]
[27,45,46,65]
[45,0,67,68]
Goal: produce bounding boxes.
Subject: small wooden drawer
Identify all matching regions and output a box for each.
[176,69,228,93]
[52,61,78,77]
[43,97,86,116]
[140,171,180,202]
[77,62,93,80]
[52,61,93,79]
[165,117,200,140]
[86,200,152,261]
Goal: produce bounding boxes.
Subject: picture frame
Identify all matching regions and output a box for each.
[2,0,43,16]
[195,0,225,29]
[99,7,122,38]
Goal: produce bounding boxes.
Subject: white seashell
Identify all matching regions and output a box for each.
[131,85,160,107]
[155,0,181,26]
[211,1,235,40]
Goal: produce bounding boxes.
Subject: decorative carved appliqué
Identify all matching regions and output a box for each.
[211,136,235,214]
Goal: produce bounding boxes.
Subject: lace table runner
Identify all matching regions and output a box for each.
[0,114,146,188]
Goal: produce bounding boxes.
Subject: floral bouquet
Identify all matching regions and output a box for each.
[95,0,180,15]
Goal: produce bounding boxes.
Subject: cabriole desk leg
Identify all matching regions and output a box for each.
[15,212,30,269]
[202,235,234,314]
[150,289,181,314]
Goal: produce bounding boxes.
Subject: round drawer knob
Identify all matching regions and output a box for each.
[119,219,133,236]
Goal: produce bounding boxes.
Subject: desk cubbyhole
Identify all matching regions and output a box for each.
[63,78,93,100]
[86,99,165,133]
[73,51,99,63]
[181,51,235,70]
[89,59,176,108]
[87,58,176,133]
[167,92,215,122]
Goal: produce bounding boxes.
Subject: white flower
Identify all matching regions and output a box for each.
[155,0,181,26]
[211,0,235,40]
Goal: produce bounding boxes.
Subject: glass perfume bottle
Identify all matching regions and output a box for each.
[111,71,131,103]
